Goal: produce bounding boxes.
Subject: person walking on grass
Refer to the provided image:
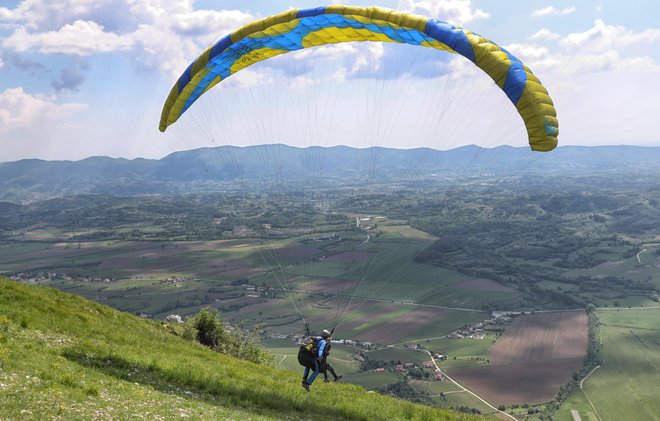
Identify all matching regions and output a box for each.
[321,333,343,383]
[301,329,332,391]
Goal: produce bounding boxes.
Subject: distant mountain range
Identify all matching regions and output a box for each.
[1,144,660,203]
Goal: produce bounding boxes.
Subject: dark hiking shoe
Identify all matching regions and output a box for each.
[324,378,331,383]
[334,375,343,382]
[302,382,310,392]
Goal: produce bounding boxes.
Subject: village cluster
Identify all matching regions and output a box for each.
[9,271,115,283]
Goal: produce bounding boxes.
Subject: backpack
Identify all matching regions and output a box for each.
[297,337,321,368]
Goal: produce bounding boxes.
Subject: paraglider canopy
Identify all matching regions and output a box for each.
[160,5,558,151]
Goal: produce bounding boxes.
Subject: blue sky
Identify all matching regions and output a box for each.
[1,0,659,161]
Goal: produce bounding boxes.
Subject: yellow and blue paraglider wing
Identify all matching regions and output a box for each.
[159,5,558,151]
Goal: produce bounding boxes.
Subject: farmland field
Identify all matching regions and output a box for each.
[489,311,588,364]
[446,311,589,405]
[556,308,660,421]
[364,346,431,364]
[1,223,497,345]
[343,371,401,390]
[224,295,486,343]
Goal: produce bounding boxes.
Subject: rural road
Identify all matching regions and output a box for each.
[421,349,517,421]
[580,365,600,389]
[390,335,448,346]
[636,248,647,265]
[578,365,602,421]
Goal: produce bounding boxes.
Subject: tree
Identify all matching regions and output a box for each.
[191,307,228,349]
[184,307,272,364]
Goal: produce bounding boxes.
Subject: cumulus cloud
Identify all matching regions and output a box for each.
[562,51,659,73]
[350,43,385,75]
[561,19,660,51]
[0,87,87,129]
[221,68,274,89]
[397,0,489,25]
[509,20,660,77]
[505,43,560,70]
[7,0,157,32]
[288,76,318,90]
[0,6,20,21]
[5,20,134,55]
[532,6,576,17]
[168,9,252,37]
[1,0,255,74]
[529,28,561,41]
[506,36,659,76]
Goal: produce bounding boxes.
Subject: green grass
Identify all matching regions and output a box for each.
[0,278,486,421]
[556,308,660,421]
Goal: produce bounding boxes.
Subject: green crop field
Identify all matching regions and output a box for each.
[343,371,401,390]
[426,334,497,361]
[408,379,499,418]
[364,346,431,364]
[556,308,660,421]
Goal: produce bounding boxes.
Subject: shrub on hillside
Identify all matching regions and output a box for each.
[183,307,272,365]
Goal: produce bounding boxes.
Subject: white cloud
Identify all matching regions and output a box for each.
[4,20,133,55]
[0,6,20,21]
[397,0,489,25]
[445,54,479,79]
[505,43,560,71]
[331,67,348,83]
[561,19,660,52]
[505,37,659,75]
[511,20,660,77]
[289,76,317,90]
[562,51,659,73]
[221,68,273,89]
[532,6,576,17]
[350,43,385,75]
[0,87,87,129]
[529,28,561,41]
[1,0,255,74]
[9,0,137,32]
[168,9,252,38]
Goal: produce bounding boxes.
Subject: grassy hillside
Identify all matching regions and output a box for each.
[0,278,484,420]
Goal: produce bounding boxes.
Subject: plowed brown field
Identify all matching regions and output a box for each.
[449,311,588,405]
